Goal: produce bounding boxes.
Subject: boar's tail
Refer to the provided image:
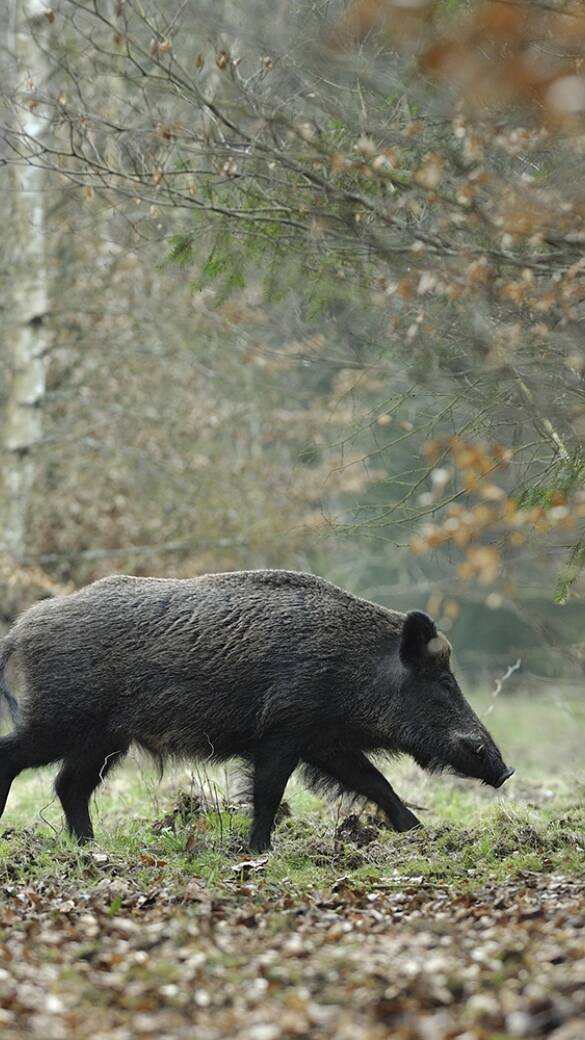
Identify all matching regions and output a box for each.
[0,639,20,727]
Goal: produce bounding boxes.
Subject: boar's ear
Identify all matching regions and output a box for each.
[399,610,438,670]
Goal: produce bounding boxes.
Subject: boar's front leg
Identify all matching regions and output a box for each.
[249,741,299,852]
[303,749,421,833]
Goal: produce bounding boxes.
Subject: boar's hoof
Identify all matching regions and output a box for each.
[248,834,272,853]
[393,809,422,833]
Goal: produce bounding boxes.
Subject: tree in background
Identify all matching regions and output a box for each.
[1,3,50,561]
[1,0,584,675]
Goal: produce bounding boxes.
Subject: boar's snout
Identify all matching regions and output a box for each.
[454,732,514,789]
[492,766,515,789]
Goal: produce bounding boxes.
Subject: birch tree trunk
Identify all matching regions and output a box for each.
[0,0,50,563]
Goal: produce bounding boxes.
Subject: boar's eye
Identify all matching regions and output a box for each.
[439,673,454,689]
[462,737,486,759]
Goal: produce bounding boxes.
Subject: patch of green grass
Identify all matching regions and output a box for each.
[0,692,583,895]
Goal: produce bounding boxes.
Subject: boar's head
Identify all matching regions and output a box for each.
[394,610,514,789]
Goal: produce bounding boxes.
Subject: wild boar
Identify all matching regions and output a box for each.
[0,570,513,850]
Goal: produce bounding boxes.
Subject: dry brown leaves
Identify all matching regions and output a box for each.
[334,1,585,126]
[410,437,583,586]
[0,870,583,1039]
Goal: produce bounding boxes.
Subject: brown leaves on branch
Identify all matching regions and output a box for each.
[333,0,436,50]
[411,437,583,586]
[334,1,585,125]
[421,1,585,125]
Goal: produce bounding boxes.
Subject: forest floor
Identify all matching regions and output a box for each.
[0,690,583,1040]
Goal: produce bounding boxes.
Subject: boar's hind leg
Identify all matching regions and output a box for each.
[0,735,21,819]
[55,746,128,844]
[303,749,421,833]
[0,732,62,820]
[249,742,299,852]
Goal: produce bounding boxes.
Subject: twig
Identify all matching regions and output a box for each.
[484,659,522,718]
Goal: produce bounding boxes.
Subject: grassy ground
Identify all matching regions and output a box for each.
[2,688,583,888]
[0,690,583,1039]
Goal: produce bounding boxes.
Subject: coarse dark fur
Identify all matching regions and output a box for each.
[0,570,514,850]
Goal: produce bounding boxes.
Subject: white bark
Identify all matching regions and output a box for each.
[1,0,50,561]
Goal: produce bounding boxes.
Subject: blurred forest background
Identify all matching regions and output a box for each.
[1,0,585,682]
